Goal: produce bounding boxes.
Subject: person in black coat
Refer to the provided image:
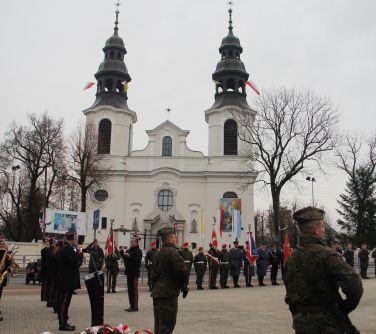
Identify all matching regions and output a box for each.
[256,243,269,286]
[343,242,355,268]
[120,237,142,312]
[268,244,281,285]
[56,232,80,331]
[40,237,49,301]
[229,240,243,288]
[83,239,105,273]
[358,242,370,279]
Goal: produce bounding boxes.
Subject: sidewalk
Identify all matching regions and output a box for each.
[1,279,375,334]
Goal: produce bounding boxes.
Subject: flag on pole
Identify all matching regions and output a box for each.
[246,80,260,95]
[200,208,205,237]
[283,231,291,266]
[233,210,241,239]
[246,231,258,265]
[106,228,114,255]
[83,82,95,91]
[211,229,218,248]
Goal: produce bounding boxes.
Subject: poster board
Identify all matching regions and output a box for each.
[219,198,241,232]
[45,208,88,236]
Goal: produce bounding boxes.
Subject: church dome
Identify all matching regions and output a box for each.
[104,33,125,51]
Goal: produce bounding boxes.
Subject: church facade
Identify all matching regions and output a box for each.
[83,8,257,248]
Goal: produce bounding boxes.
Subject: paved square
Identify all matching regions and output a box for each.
[1,279,375,333]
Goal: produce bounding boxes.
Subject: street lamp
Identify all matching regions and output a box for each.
[306,176,316,207]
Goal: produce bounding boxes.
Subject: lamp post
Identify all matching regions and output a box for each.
[306,176,316,206]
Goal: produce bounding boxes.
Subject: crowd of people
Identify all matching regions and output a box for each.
[0,215,375,332]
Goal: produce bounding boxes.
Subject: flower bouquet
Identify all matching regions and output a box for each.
[79,324,153,334]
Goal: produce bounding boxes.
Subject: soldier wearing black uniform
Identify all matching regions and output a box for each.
[269,244,281,285]
[343,242,355,268]
[193,247,207,290]
[45,238,56,307]
[219,244,230,288]
[105,247,120,293]
[180,242,193,288]
[40,237,49,301]
[358,242,370,279]
[121,237,142,312]
[208,243,220,289]
[152,227,187,334]
[56,231,80,331]
[145,241,158,292]
[83,239,105,273]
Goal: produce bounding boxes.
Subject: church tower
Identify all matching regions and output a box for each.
[83,8,137,156]
[205,8,254,157]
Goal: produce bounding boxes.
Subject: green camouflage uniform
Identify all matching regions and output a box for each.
[193,252,207,289]
[219,249,230,288]
[179,248,193,287]
[285,235,363,334]
[152,242,187,334]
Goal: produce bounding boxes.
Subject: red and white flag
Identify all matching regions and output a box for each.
[246,232,258,265]
[83,82,95,91]
[283,232,291,266]
[106,228,114,255]
[246,80,260,95]
[205,252,220,265]
[211,229,218,248]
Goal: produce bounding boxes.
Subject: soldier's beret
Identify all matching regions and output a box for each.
[222,244,227,249]
[293,206,325,224]
[150,241,157,247]
[65,231,77,240]
[182,242,189,247]
[157,227,176,237]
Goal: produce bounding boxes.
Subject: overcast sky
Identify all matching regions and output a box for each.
[1,0,375,225]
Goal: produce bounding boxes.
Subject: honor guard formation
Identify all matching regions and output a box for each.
[0,206,376,333]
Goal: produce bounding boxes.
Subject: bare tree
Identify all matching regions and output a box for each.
[335,133,376,245]
[0,113,64,241]
[66,122,109,212]
[235,87,339,239]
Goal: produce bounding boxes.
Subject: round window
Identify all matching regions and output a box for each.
[158,189,173,212]
[94,190,109,202]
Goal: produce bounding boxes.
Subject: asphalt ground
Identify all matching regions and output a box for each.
[1,274,375,334]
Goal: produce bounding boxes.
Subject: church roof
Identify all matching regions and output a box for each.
[146,120,190,135]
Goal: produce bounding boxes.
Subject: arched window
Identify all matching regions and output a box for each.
[158,190,173,212]
[223,191,238,198]
[226,79,235,92]
[98,119,112,154]
[162,136,172,156]
[224,119,237,155]
[104,79,113,92]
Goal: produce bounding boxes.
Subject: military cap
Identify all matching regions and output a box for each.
[182,241,189,247]
[222,244,227,249]
[198,246,203,251]
[150,241,157,247]
[293,206,325,224]
[65,231,77,240]
[157,227,176,237]
[233,240,239,245]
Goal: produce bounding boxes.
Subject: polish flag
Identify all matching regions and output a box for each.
[83,82,95,91]
[246,80,260,95]
[106,229,114,255]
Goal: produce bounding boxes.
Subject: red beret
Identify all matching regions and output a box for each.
[150,241,157,247]
[222,244,227,249]
[183,242,189,247]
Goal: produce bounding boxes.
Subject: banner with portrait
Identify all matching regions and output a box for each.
[45,208,88,235]
[219,198,241,233]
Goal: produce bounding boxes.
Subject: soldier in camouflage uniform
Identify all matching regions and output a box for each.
[193,247,207,290]
[145,242,158,292]
[285,207,363,334]
[152,227,187,334]
[208,243,220,289]
[218,244,230,288]
[179,242,193,289]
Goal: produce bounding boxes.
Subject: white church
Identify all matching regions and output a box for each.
[84,8,258,248]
